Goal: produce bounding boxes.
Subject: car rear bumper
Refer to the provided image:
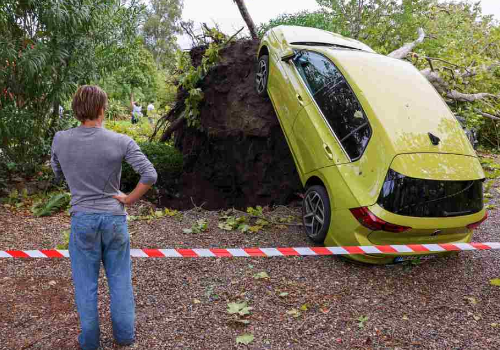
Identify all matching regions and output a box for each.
[324,206,483,264]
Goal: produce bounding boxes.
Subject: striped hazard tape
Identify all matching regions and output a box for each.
[1,242,500,258]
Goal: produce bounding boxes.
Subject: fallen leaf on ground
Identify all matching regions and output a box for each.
[236,333,254,345]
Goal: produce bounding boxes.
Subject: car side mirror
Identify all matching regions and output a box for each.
[281,48,295,62]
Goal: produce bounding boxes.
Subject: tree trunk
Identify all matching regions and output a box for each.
[233,0,258,40]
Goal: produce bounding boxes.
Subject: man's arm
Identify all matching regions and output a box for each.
[50,133,64,184]
[113,139,157,206]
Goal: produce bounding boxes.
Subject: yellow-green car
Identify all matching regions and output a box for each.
[256,25,487,264]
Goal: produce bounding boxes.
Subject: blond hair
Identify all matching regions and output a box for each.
[72,85,108,122]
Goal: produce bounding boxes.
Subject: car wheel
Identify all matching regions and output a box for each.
[255,55,269,97]
[302,185,331,243]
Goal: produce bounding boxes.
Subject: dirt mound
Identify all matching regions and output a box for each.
[159,40,302,210]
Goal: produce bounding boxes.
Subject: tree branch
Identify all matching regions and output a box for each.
[233,0,258,40]
[420,68,500,102]
[462,62,500,78]
[159,111,186,142]
[446,91,499,103]
[388,28,426,59]
[474,109,500,121]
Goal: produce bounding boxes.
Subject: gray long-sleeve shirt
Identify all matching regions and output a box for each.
[51,126,157,215]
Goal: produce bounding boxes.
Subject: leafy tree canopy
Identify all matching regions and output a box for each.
[142,0,184,70]
[0,0,145,171]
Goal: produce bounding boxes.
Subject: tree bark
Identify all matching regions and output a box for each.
[233,0,258,40]
[474,109,500,121]
[388,28,426,59]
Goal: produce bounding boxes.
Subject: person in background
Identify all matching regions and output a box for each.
[130,93,142,124]
[146,101,155,123]
[51,85,157,350]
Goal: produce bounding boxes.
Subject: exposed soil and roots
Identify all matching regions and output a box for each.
[159,40,302,210]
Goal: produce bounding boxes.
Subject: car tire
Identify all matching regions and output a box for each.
[255,55,269,97]
[302,185,331,243]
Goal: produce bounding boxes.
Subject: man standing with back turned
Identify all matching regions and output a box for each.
[51,85,157,350]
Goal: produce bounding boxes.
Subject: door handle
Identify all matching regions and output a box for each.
[323,143,334,160]
[296,94,304,106]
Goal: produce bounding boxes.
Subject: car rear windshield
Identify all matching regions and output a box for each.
[378,169,484,218]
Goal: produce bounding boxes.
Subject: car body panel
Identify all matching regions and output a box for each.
[337,152,485,208]
[334,132,394,207]
[293,105,349,174]
[324,205,480,264]
[391,153,484,181]
[305,166,360,211]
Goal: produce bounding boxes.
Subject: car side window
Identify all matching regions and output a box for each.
[293,51,371,161]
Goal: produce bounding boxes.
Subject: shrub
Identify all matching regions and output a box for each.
[106,99,129,120]
[121,142,183,192]
[105,119,160,143]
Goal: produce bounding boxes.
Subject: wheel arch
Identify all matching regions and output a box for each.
[258,45,269,59]
[305,175,325,189]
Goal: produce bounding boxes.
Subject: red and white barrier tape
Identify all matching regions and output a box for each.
[1,242,500,258]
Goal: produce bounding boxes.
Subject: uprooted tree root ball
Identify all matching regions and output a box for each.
[158,40,302,210]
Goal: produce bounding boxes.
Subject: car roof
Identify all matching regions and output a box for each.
[272,25,375,53]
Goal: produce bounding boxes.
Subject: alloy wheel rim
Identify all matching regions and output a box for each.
[255,59,267,94]
[303,191,325,238]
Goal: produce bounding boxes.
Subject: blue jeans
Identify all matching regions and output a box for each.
[69,212,135,350]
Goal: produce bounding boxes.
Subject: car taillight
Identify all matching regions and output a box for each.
[350,207,411,233]
[466,212,488,230]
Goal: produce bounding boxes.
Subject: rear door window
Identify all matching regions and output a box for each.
[293,51,371,161]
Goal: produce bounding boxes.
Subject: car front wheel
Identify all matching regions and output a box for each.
[302,185,331,243]
[255,55,269,97]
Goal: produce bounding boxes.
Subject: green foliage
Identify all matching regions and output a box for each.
[480,157,500,179]
[235,333,254,345]
[183,219,208,234]
[56,230,70,250]
[0,0,145,173]
[253,271,270,280]
[246,206,264,217]
[258,10,335,37]
[357,315,369,329]
[227,301,253,316]
[99,44,177,112]
[218,214,249,232]
[490,278,500,286]
[175,38,225,129]
[106,119,159,143]
[121,141,183,192]
[260,0,435,52]
[3,188,27,206]
[143,0,184,71]
[128,207,182,222]
[31,192,71,217]
[286,308,302,318]
[106,98,130,120]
